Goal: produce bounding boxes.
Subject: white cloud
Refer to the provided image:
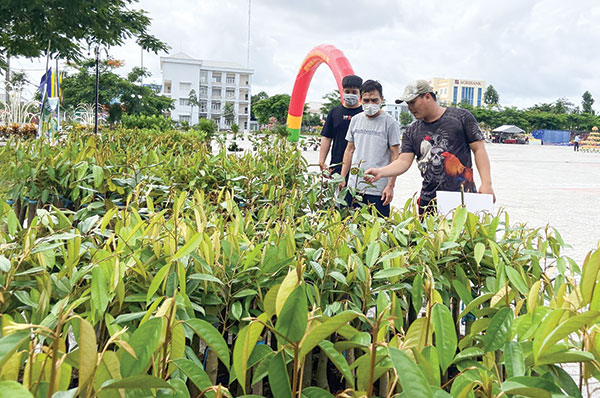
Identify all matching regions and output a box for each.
[8,0,600,111]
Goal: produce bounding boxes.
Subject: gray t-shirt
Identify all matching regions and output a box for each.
[346,111,401,195]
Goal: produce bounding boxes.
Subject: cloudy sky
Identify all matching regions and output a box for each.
[11,0,600,110]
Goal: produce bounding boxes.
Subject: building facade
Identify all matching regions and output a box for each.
[160,52,253,130]
[429,77,486,107]
[384,102,412,125]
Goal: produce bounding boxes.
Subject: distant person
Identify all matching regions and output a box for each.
[574,134,581,151]
[339,80,401,217]
[319,75,363,176]
[365,80,495,215]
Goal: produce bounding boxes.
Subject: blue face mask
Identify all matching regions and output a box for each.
[343,93,359,106]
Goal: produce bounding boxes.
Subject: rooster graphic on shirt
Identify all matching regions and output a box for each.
[416,133,476,197]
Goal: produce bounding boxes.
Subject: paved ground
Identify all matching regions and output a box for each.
[300,140,600,265]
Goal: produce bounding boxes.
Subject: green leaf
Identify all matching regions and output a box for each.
[188,273,223,284]
[233,288,258,298]
[173,358,212,391]
[505,266,528,295]
[92,165,104,188]
[501,376,561,398]
[388,347,433,398]
[77,317,98,388]
[373,267,408,279]
[0,255,11,272]
[452,280,472,305]
[232,313,267,393]
[7,208,18,235]
[275,285,307,343]
[0,381,33,398]
[91,266,109,315]
[146,264,170,303]
[101,375,174,390]
[172,232,203,262]
[0,331,29,369]
[458,292,494,320]
[276,269,299,316]
[186,318,230,370]
[366,241,380,268]
[534,311,600,362]
[503,342,524,378]
[448,206,467,242]
[581,249,600,306]
[268,351,291,398]
[482,307,513,352]
[473,242,485,265]
[536,350,595,365]
[319,340,354,389]
[299,311,360,359]
[328,271,347,286]
[119,317,163,378]
[301,386,335,398]
[432,304,457,374]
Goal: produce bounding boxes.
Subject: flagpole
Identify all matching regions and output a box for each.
[38,40,51,139]
[56,58,60,131]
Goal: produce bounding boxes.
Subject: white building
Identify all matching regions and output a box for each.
[384,102,412,125]
[160,52,253,130]
[429,77,486,107]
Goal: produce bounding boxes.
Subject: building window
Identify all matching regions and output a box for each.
[211,102,221,112]
[199,86,208,97]
[212,88,222,98]
[477,87,482,107]
[212,73,221,83]
[179,98,190,106]
[199,101,207,112]
[163,80,172,94]
[244,121,248,129]
[226,75,236,85]
[200,71,208,84]
[179,115,191,123]
[453,87,458,104]
[226,89,235,99]
[179,82,191,92]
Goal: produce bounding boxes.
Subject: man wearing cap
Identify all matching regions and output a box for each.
[365,80,495,214]
[319,75,364,176]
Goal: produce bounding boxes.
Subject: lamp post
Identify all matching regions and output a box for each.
[130,93,142,114]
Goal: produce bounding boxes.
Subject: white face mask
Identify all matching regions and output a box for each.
[363,103,380,116]
[343,93,359,106]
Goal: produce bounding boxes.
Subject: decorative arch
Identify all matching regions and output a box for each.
[286,44,355,141]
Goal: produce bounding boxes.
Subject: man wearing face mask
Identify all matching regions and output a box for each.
[340,80,401,217]
[319,75,363,176]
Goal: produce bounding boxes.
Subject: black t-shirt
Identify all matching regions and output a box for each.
[321,104,363,172]
[401,107,484,205]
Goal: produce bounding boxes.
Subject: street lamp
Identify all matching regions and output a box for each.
[130,94,142,114]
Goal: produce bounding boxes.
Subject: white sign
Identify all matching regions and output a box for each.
[436,191,494,217]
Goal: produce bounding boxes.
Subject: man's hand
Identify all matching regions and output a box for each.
[364,168,383,183]
[381,184,394,205]
[339,180,346,189]
[319,161,328,171]
[478,183,496,203]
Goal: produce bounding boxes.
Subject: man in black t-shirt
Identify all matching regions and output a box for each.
[365,80,495,214]
[319,75,363,175]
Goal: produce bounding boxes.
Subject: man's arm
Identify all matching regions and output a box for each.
[469,140,496,202]
[319,136,332,170]
[339,141,355,188]
[381,144,400,205]
[365,152,415,182]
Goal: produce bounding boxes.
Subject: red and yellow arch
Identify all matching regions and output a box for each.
[286,44,355,142]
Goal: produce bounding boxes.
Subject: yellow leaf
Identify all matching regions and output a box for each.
[276,268,299,317]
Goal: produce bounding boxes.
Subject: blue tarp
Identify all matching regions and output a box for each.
[532,129,571,144]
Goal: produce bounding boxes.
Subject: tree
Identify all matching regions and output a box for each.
[320,90,341,114]
[223,102,236,128]
[250,91,268,120]
[0,0,168,70]
[400,111,413,126]
[61,58,173,123]
[582,91,595,114]
[188,89,200,122]
[252,94,290,124]
[483,85,499,106]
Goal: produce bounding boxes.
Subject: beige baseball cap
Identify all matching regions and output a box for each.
[395,80,434,103]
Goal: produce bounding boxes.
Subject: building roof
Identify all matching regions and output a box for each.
[160,52,252,73]
[492,125,525,134]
